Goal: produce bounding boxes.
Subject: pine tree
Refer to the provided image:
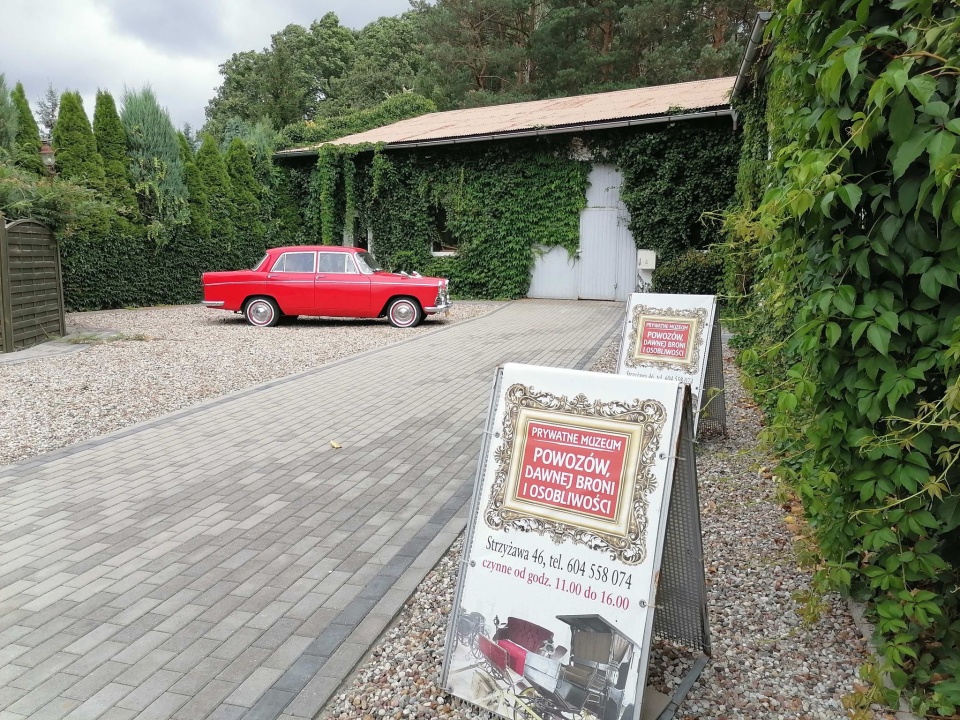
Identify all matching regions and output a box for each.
[226,138,266,266]
[51,92,106,189]
[179,132,212,242]
[36,83,59,140]
[195,134,237,261]
[11,82,44,174]
[93,90,138,209]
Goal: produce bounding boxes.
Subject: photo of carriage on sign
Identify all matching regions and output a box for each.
[449,612,637,720]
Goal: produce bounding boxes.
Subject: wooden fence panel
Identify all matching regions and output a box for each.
[0,218,65,352]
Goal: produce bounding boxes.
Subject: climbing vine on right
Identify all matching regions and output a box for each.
[726,2,960,715]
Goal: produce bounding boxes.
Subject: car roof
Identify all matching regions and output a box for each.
[269,246,362,254]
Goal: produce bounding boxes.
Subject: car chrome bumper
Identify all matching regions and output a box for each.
[201,300,225,308]
[426,301,452,314]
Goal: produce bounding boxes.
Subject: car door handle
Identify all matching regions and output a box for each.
[315,274,327,278]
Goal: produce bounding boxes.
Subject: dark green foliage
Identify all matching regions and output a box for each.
[51,92,105,189]
[602,120,741,262]
[11,82,43,174]
[727,2,960,713]
[195,135,238,262]
[179,132,212,243]
[276,93,436,150]
[205,12,357,133]
[0,159,104,228]
[121,86,188,241]
[226,138,266,266]
[651,248,722,294]
[330,13,427,111]
[93,90,138,210]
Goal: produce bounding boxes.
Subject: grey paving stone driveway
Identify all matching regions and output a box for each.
[0,299,622,720]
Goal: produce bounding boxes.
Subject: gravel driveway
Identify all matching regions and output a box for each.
[0,303,499,467]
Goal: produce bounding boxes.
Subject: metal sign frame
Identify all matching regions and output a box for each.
[615,294,725,436]
[442,366,710,720]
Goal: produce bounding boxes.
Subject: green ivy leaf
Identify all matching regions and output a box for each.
[906,74,938,104]
[843,45,862,80]
[837,183,862,210]
[927,131,957,169]
[891,127,933,179]
[867,323,891,354]
[888,92,915,144]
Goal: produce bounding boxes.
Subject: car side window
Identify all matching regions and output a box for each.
[318,253,357,274]
[273,252,316,273]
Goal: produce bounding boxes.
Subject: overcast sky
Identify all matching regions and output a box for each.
[1,0,412,132]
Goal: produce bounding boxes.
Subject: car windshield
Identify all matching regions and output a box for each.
[253,254,269,271]
[355,251,383,273]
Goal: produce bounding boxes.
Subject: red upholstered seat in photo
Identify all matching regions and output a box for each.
[497,639,528,674]
[493,617,554,653]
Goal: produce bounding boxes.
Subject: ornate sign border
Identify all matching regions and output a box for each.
[483,383,667,565]
[625,305,708,373]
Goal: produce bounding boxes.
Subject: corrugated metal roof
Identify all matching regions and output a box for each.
[277,76,735,156]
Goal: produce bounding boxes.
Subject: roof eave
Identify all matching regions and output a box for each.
[274,106,735,159]
[732,11,774,101]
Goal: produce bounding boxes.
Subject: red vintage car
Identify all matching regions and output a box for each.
[201,246,451,328]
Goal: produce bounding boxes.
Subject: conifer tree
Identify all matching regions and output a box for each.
[195,134,237,260]
[0,75,19,156]
[121,86,188,239]
[93,90,137,209]
[226,138,266,266]
[52,91,105,189]
[11,82,43,174]
[179,132,212,242]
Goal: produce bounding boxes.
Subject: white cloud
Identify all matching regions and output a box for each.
[1,0,412,130]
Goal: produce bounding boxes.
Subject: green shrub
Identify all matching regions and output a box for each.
[651,249,723,295]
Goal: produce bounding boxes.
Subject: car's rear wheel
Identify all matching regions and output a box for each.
[386,297,423,328]
[244,297,280,327]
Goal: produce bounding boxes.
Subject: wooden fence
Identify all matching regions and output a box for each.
[0,218,66,353]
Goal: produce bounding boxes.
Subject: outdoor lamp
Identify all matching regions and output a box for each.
[39,140,55,172]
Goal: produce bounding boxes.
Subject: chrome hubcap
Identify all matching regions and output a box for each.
[393,303,413,324]
[250,302,272,324]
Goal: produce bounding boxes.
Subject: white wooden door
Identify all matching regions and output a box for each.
[578,165,637,301]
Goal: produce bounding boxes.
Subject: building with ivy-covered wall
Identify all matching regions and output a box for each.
[275,76,745,301]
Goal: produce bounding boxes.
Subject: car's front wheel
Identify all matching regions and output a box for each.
[244,297,280,327]
[386,297,423,328]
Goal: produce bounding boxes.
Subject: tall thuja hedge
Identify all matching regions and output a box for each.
[52,92,105,189]
[11,82,43,174]
[731,2,960,713]
[179,132,212,243]
[196,135,238,265]
[93,90,138,212]
[225,138,266,266]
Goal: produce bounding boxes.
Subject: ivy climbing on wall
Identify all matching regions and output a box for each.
[290,120,740,300]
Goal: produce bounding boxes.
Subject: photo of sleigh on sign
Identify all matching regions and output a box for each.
[624,305,708,373]
[483,383,667,566]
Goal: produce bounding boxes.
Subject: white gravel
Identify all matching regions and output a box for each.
[0,303,500,467]
[320,339,895,720]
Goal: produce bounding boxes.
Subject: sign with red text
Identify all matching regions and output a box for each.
[443,364,687,720]
[617,294,720,433]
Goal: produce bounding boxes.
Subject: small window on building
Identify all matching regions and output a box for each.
[429,205,458,256]
[272,252,316,273]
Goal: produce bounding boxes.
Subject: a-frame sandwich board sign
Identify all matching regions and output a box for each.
[442,363,710,720]
[616,294,725,435]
